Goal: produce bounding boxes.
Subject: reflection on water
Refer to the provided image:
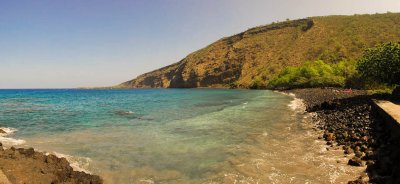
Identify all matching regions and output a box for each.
[0,89,364,183]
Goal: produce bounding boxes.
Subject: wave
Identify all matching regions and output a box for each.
[0,127,18,136]
[288,98,306,112]
[273,91,306,112]
[0,137,26,146]
[0,127,26,146]
[48,152,93,174]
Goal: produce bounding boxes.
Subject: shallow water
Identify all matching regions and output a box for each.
[0,89,364,183]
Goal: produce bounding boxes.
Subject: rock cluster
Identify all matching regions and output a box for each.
[0,144,102,184]
[289,88,400,184]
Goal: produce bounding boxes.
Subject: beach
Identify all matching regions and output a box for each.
[288,88,400,183]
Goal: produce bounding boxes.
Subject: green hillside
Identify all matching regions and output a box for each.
[120,13,400,89]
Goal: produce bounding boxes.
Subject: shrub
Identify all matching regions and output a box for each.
[250,76,266,89]
[268,60,357,89]
[357,42,400,85]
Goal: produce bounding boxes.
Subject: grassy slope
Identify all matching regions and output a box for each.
[121,13,400,88]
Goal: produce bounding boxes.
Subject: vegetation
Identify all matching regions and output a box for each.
[268,60,357,89]
[121,13,400,89]
[268,42,400,90]
[357,42,400,85]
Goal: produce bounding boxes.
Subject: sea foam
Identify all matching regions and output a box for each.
[274,91,306,112]
[0,127,18,136]
[50,152,93,174]
[0,127,26,146]
[288,97,306,112]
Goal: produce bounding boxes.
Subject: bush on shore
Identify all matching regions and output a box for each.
[268,60,357,89]
[268,42,400,90]
[357,42,400,86]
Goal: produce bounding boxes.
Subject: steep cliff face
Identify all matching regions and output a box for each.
[121,13,400,88]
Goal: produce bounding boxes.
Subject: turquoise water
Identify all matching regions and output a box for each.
[0,89,362,183]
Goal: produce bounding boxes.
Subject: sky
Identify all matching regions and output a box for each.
[1,0,399,88]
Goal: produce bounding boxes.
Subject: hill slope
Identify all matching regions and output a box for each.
[121,13,400,88]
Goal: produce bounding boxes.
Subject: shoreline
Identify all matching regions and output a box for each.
[0,88,397,183]
[286,88,400,183]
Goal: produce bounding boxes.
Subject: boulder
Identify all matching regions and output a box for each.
[17,147,35,157]
[349,157,363,166]
[344,147,354,154]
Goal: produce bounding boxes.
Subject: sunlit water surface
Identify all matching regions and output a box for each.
[0,89,364,183]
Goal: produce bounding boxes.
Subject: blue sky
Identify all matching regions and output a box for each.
[1,0,399,88]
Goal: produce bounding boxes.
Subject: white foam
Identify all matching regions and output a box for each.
[0,127,26,146]
[273,91,306,112]
[0,137,26,146]
[0,127,17,136]
[51,152,93,174]
[138,179,154,184]
[288,98,306,112]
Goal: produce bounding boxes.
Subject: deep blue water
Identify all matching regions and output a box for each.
[0,89,279,137]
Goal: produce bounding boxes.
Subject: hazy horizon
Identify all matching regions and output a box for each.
[1,0,400,89]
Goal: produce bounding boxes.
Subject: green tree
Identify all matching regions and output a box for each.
[357,42,400,85]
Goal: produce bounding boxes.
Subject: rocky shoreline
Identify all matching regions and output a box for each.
[0,142,102,184]
[288,88,400,184]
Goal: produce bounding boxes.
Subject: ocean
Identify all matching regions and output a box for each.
[0,89,363,183]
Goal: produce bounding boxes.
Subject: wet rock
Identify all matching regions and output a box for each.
[17,147,35,157]
[360,145,368,152]
[287,88,399,182]
[365,151,375,160]
[355,151,364,158]
[366,160,375,166]
[348,174,369,184]
[342,132,349,139]
[361,136,368,142]
[344,147,353,154]
[325,133,335,141]
[0,129,6,134]
[348,157,363,166]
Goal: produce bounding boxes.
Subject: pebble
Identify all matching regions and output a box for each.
[287,88,399,183]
